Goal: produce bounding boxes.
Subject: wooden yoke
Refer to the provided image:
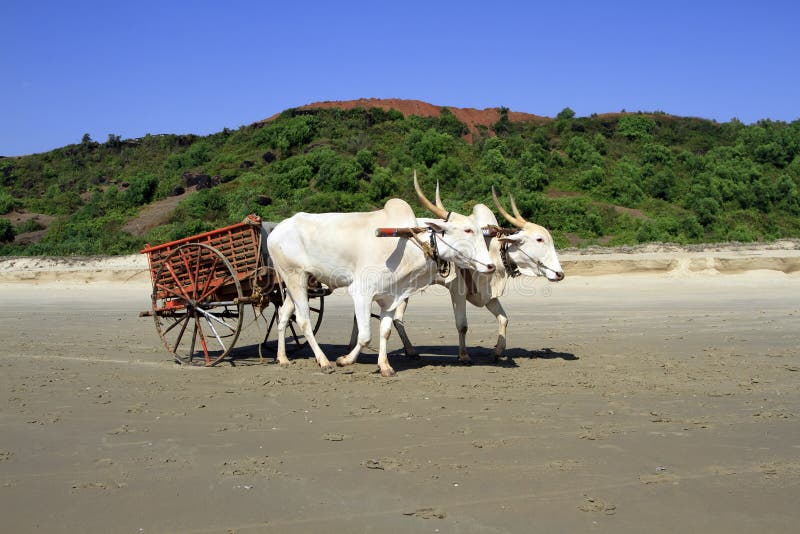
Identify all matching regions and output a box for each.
[374,227,429,238]
[375,226,518,238]
[482,225,519,237]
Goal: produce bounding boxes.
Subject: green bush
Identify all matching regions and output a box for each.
[566,136,603,166]
[315,154,362,193]
[517,161,550,191]
[617,114,656,141]
[603,159,644,206]
[0,189,17,214]
[366,166,397,202]
[0,219,15,242]
[430,157,465,187]
[577,165,605,190]
[407,128,453,167]
[437,108,469,138]
[123,172,159,207]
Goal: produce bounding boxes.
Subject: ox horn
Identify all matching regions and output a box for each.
[414,170,448,219]
[509,194,528,224]
[492,186,526,229]
[435,181,446,211]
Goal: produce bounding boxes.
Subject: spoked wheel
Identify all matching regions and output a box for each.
[257,282,326,360]
[151,243,244,366]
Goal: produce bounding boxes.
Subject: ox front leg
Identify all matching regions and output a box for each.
[336,292,371,368]
[451,290,471,365]
[486,298,508,361]
[392,298,419,358]
[376,311,396,377]
[347,315,358,351]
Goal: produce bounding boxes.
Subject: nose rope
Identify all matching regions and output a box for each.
[432,230,494,270]
[512,245,563,277]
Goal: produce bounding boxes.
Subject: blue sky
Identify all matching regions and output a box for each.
[2,0,798,156]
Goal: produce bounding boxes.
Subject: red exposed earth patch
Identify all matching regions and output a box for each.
[261,98,552,141]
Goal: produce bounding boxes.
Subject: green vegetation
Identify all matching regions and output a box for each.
[1,106,799,255]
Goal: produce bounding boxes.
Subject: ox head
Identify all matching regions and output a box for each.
[492,187,565,282]
[413,171,495,274]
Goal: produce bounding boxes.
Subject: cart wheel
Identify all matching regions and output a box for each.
[151,243,244,366]
[257,282,325,359]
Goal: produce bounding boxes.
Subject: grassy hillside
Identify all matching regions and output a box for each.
[1,103,799,255]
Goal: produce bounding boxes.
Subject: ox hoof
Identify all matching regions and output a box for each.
[335,356,352,367]
[320,364,335,374]
[405,350,421,360]
[277,360,291,368]
[457,356,473,366]
[379,367,396,377]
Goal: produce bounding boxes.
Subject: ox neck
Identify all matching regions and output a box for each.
[500,241,521,278]
[408,228,450,277]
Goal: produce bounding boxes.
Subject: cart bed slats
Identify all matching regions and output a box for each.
[141,215,262,299]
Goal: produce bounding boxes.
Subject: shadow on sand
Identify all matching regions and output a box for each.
[227,342,578,371]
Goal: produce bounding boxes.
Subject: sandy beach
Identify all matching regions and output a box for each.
[1,245,799,533]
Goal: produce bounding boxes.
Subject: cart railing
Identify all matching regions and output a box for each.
[141,214,264,301]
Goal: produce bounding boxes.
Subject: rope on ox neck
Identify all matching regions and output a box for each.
[432,230,496,275]
[501,241,561,278]
[427,230,450,277]
[407,229,448,276]
[500,242,521,278]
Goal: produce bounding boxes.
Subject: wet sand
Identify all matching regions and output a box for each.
[1,254,799,533]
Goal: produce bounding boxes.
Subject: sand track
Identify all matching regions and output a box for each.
[1,246,799,532]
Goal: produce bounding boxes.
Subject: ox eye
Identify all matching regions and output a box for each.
[464,228,473,234]
[536,237,544,243]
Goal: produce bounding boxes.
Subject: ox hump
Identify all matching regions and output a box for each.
[383,198,414,215]
[471,203,499,227]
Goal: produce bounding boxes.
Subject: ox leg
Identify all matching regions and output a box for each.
[486,298,508,360]
[392,298,419,358]
[284,274,334,373]
[275,296,296,367]
[336,292,372,367]
[376,310,396,377]
[450,287,471,364]
[347,315,358,351]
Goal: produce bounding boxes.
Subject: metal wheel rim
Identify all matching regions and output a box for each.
[151,243,244,366]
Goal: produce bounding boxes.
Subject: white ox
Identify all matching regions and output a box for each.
[266,173,495,376]
[389,187,564,363]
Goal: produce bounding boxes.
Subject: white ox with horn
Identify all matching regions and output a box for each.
[390,186,564,363]
[266,173,495,376]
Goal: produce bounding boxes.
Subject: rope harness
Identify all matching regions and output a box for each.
[408,228,450,277]
[500,240,562,279]
[407,227,498,277]
[500,241,521,278]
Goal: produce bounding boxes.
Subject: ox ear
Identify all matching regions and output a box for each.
[424,220,447,233]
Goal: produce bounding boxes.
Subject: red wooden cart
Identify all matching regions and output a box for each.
[140,215,329,366]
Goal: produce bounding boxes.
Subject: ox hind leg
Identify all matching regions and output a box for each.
[392,298,419,358]
[281,272,334,373]
[275,295,295,367]
[486,298,508,361]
